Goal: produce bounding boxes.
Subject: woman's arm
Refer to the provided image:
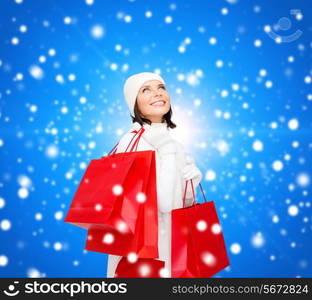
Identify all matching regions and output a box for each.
[156,149,177,212]
[176,141,203,207]
[140,125,178,213]
[114,130,178,213]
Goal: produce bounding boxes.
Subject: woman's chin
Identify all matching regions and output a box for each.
[149,106,169,115]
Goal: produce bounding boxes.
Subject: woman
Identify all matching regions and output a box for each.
[106,72,203,277]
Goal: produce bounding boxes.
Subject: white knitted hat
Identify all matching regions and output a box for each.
[123,72,165,117]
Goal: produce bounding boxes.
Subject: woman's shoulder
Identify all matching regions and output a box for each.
[115,123,152,153]
[115,131,136,153]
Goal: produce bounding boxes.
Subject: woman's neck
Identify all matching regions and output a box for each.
[150,121,166,127]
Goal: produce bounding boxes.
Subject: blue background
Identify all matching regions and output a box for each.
[0,0,311,278]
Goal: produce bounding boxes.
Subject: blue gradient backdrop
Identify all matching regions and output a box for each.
[0,0,311,278]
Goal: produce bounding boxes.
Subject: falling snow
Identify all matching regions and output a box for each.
[0,0,311,278]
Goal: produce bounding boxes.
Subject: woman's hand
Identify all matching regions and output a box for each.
[182,155,202,182]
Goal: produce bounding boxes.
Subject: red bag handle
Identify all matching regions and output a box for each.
[182,179,207,208]
[128,127,145,152]
[107,142,119,156]
[106,126,145,156]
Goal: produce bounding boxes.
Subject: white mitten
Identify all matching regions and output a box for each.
[182,155,202,183]
[182,156,203,207]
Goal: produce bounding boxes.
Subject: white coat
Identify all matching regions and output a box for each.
[106,121,203,277]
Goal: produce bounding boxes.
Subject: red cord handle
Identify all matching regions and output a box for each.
[105,126,145,157]
[182,179,207,208]
[129,128,145,152]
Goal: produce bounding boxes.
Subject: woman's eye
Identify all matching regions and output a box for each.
[142,86,165,93]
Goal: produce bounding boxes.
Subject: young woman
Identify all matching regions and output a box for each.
[106,72,203,277]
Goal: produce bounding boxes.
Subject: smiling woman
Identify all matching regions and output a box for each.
[132,80,177,129]
[106,72,203,278]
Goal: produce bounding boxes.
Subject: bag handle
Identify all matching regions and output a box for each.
[107,142,119,156]
[182,179,207,208]
[106,127,145,156]
[128,127,145,152]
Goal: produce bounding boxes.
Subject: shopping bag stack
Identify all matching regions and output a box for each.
[114,257,165,278]
[171,179,230,277]
[64,127,159,259]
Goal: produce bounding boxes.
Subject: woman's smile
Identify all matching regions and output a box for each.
[150,100,166,107]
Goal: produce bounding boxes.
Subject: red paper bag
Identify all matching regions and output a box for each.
[171,180,230,277]
[114,257,165,278]
[65,128,149,233]
[85,146,158,258]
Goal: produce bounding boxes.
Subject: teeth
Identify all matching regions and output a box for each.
[151,101,165,105]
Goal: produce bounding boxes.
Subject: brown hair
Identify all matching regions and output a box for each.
[131,99,177,129]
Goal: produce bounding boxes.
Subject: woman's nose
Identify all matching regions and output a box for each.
[151,89,162,97]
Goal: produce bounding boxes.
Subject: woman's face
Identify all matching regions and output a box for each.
[136,80,170,122]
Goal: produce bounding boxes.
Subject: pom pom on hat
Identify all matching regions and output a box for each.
[123,72,165,117]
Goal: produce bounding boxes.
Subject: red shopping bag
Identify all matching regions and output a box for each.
[65,128,159,257]
[85,146,158,257]
[64,128,147,232]
[114,257,165,278]
[171,180,230,277]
